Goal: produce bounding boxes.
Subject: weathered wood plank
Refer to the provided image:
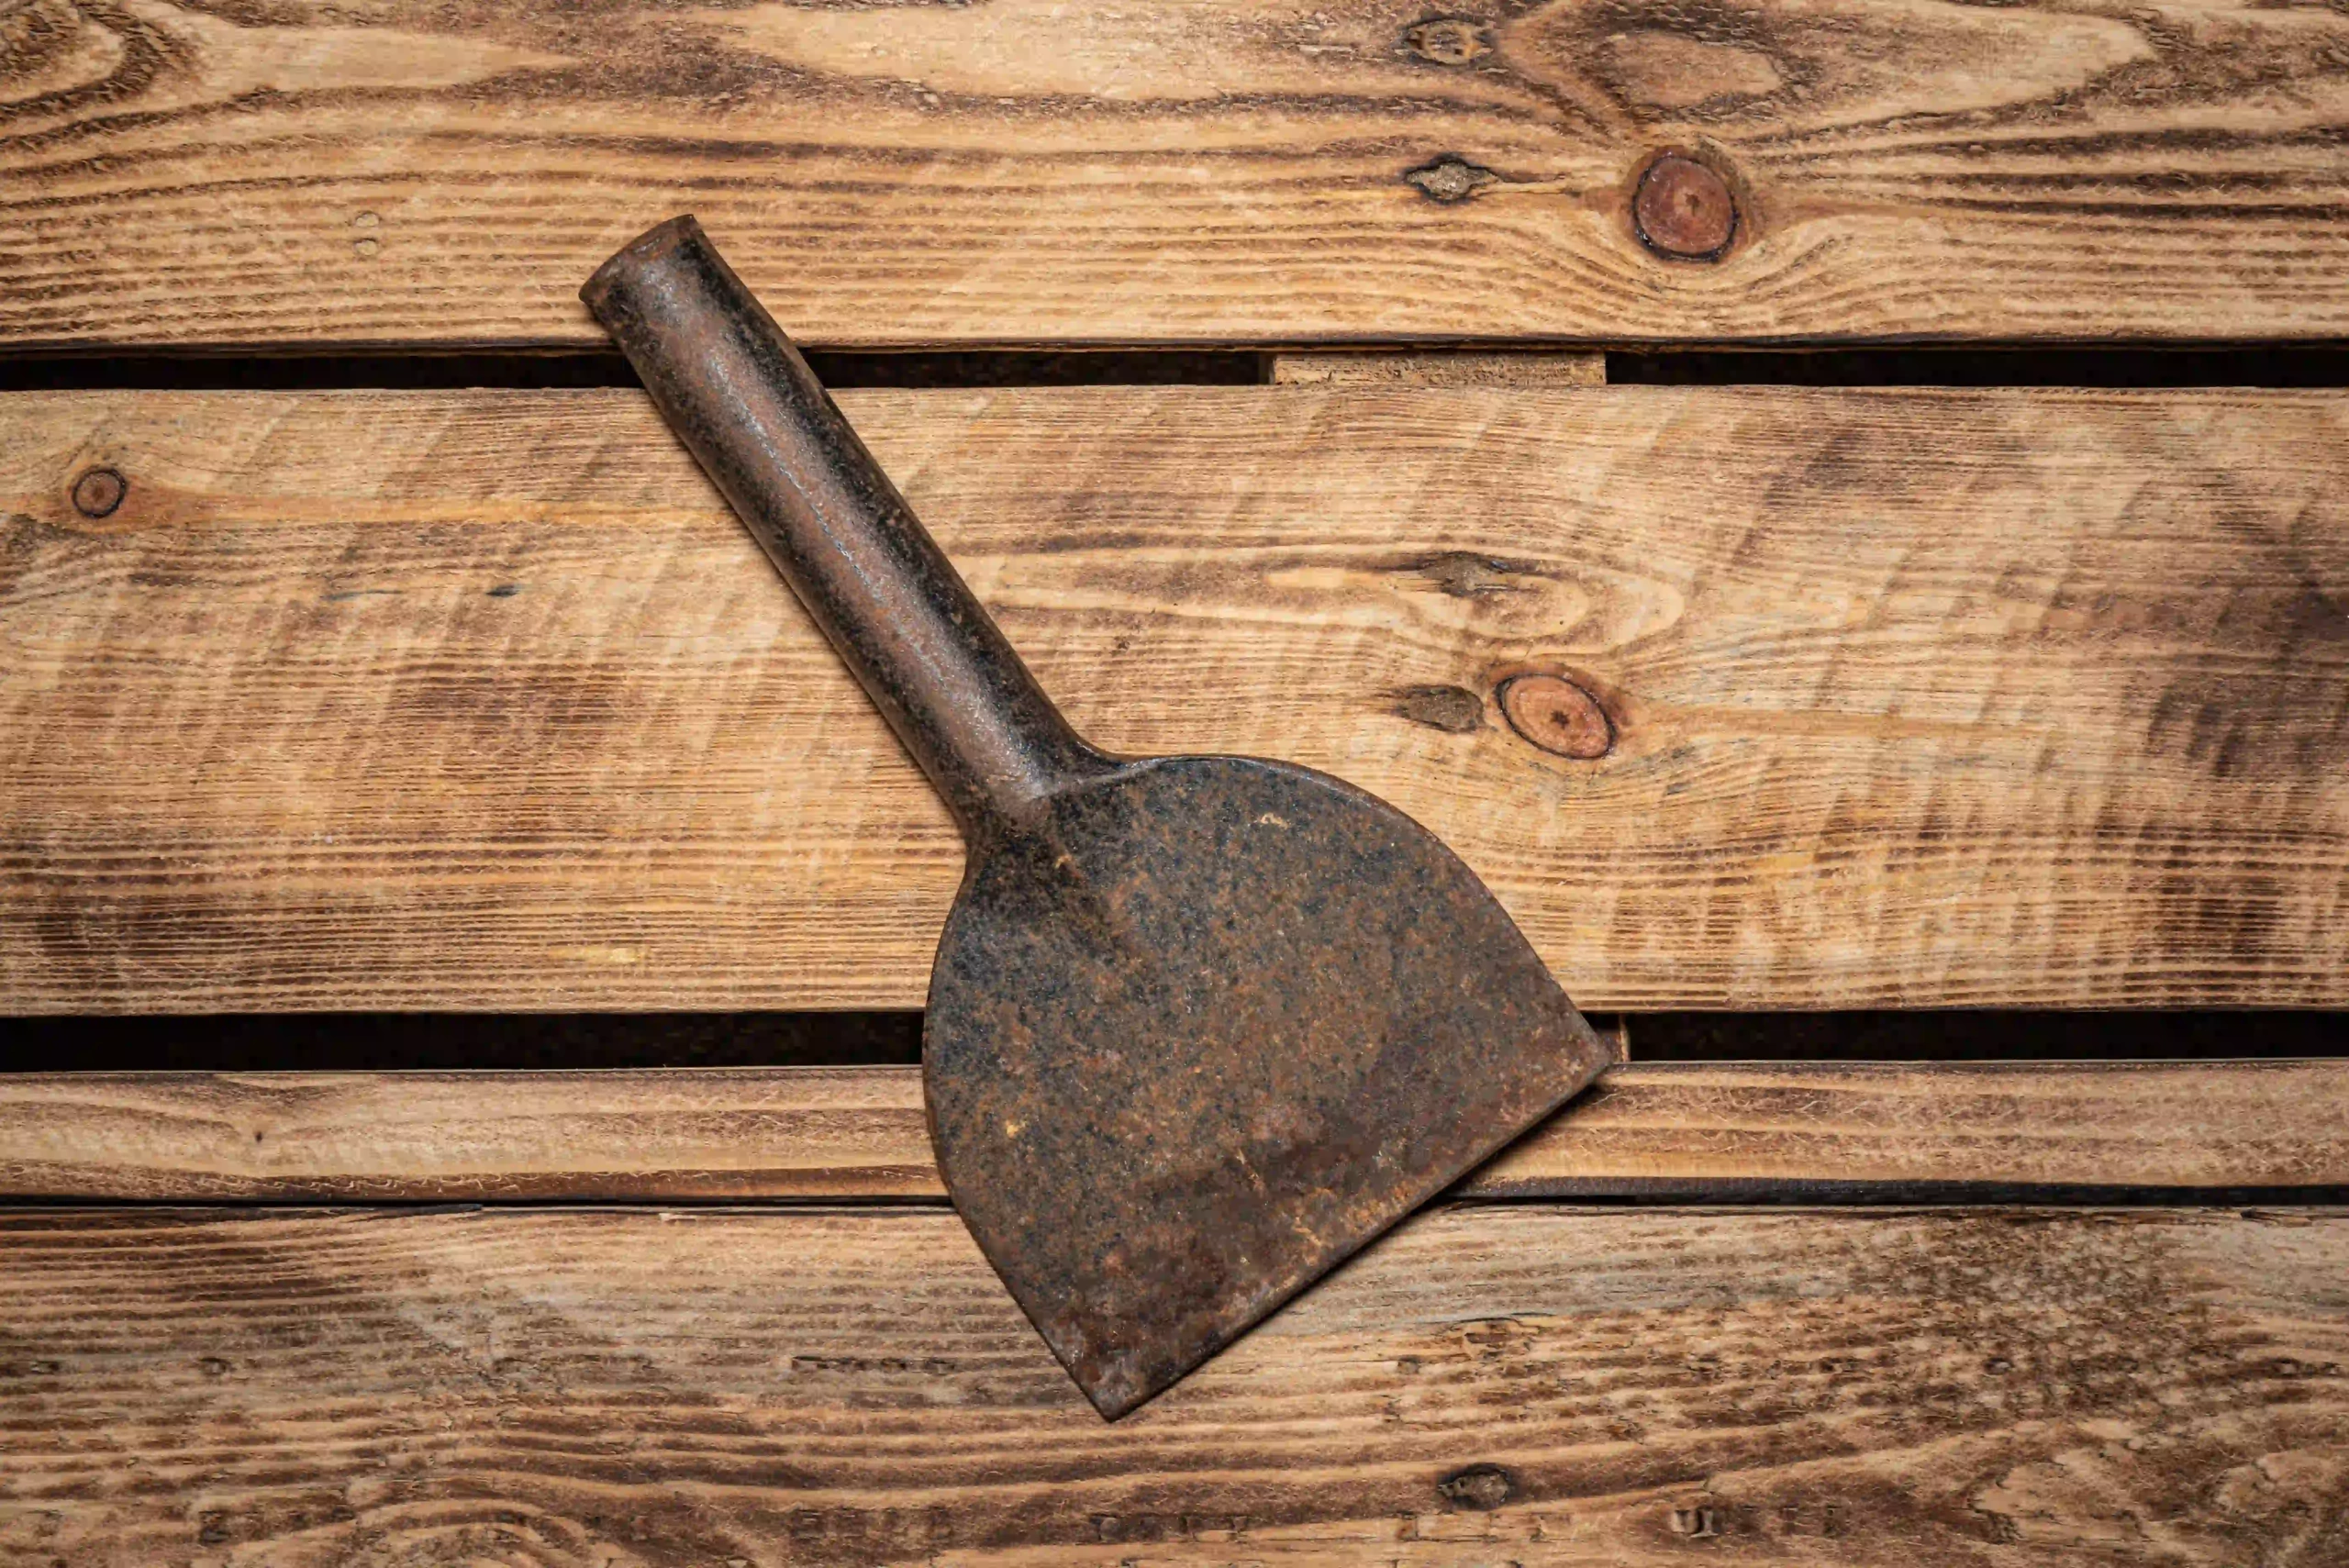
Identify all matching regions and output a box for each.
[6,385,2348,1011]
[4,1061,2345,1204]
[6,0,2349,350]
[1,1204,2342,1565]
[0,1066,941,1203]
[1269,351,1607,388]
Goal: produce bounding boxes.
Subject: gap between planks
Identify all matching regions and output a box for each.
[3,1060,2344,1204]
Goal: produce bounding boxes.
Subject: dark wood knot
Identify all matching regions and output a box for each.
[1633,152,1738,261]
[71,467,127,519]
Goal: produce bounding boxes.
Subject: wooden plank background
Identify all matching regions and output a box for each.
[11,6,2348,1563]
[5,1062,2346,1204]
[8,0,2349,350]
[6,384,2347,1011]
[4,1202,2343,1565]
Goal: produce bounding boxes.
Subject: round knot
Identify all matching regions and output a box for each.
[1633,153,1737,261]
[1498,674,1615,759]
[72,467,127,519]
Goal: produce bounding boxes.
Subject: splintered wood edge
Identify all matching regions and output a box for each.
[2,1060,2343,1204]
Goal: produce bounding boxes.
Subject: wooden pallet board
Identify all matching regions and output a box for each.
[11,383,2349,1011]
[5,1062,2345,1204]
[8,0,2349,350]
[2,1202,2343,1565]
[7,384,2348,1011]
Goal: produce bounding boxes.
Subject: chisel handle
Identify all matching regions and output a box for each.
[583,216,1112,842]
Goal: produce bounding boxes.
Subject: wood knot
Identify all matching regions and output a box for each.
[1438,1463,1518,1511]
[1412,550,1538,599]
[1633,151,1738,261]
[1497,674,1614,759]
[1405,17,1492,64]
[1405,155,1497,204]
[71,466,126,519]
[1392,684,1486,734]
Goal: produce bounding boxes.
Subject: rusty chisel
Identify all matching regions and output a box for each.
[582,217,1611,1419]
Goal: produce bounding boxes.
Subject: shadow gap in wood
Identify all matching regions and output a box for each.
[0,350,1273,393]
[1609,344,2349,387]
[14,345,2349,391]
[6,1012,2343,1073]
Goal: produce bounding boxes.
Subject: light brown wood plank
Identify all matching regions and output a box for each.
[7,0,2349,349]
[2,1204,2343,1565]
[1270,351,1608,388]
[3,1061,2344,1205]
[1474,1059,2349,1201]
[0,1066,942,1203]
[6,384,2349,1011]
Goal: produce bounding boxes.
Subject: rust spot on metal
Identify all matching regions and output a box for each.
[924,759,1605,1419]
[1632,151,1738,261]
[71,467,126,519]
[584,217,1609,1423]
[1498,673,1615,759]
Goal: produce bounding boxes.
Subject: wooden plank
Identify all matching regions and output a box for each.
[6,384,2349,1011]
[4,1061,2344,1204]
[0,1066,941,1203]
[1270,352,1607,388]
[7,0,2349,350]
[1468,1059,2349,1202]
[2,1203,2343,1565]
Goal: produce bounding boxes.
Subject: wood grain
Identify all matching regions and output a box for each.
[0,1065,942,1203]
[1,1203,2343,1565]
[7,0,2349,349]
[6,384,2349,1011]
[4,1061,2345,1204]
[1270,351,1608,388]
